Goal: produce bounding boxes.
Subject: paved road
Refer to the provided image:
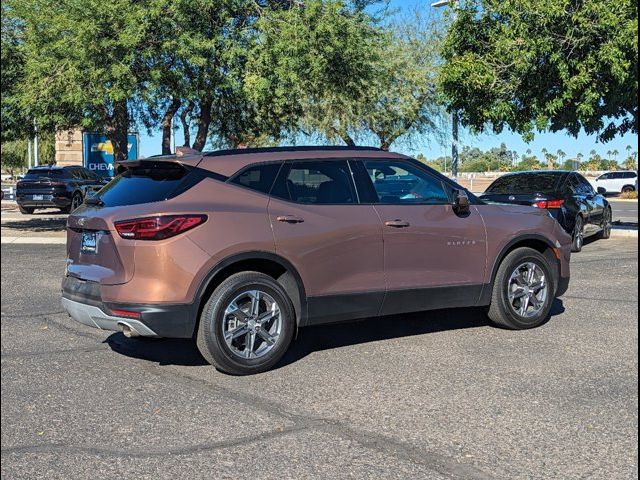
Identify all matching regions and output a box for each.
[1,238,638,479]
[609,199,639,224]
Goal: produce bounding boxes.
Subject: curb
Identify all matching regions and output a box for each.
[610,228,638,238]
[1,236,66,244]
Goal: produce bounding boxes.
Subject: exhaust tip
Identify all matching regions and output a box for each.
[118,322,140,338]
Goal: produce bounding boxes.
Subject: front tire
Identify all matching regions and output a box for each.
[487,247,556,330]
[196,272,295,375]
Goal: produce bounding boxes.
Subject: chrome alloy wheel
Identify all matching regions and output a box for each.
[222,290,282,359]
[573,217,584,250]
[602,209,612,237]
[507,262,548,318]
[71,194,83,211]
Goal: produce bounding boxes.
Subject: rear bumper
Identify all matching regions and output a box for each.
[61,276,197,338]
[61,297,159,336]
[17,195,71,208]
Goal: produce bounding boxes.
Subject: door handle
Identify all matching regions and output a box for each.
[277,215,305,224]
[385,219,411,228]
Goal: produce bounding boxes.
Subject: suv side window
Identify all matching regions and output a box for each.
[575,174,595,195]
[362,160,449,204]
[83,168,100,181]
[230,162,282,195]
[565,174,580,193]
[69,168,86,180]
[271,160,356,204]
[623,172,637,179]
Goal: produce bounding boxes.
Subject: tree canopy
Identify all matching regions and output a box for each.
[11,0,156,161]
[439,0,638,143]
[1,3,27,142]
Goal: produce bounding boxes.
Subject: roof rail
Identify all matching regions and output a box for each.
[203,145,382,158]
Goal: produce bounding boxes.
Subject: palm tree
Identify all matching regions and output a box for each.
[556,149,566,163]
[612,149,619,162]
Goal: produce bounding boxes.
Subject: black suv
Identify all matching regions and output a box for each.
[16,166,108,214]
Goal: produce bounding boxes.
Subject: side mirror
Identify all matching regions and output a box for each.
[453,189,471,215]
[597,187,607,195]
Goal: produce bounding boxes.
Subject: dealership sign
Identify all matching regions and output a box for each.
[83,133,139,178]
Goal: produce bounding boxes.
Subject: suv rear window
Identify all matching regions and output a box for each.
[96,162,195,207]
[24,169,70,179]
[486,173,563,195]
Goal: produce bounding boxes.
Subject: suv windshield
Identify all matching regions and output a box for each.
[486,173,563,195]
[96,162,193,207]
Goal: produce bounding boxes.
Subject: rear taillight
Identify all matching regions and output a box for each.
[533,199,565,209]
[114,215,207,240]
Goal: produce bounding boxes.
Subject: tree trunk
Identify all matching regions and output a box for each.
[161,98,181,155]
[192,97,213,151]
[380,140,391,151]
[332,127,355,147]
[180,103,194,148]
[106,99,130,164]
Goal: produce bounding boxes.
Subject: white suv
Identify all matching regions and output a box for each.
[592,171,638,194]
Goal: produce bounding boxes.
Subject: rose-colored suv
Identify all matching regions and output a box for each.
[62,146,572,374]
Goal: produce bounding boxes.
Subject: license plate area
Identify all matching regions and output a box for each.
[32,194,44,201]
[81,232,98,254]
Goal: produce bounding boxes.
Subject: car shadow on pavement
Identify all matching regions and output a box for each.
[1,218,67,233]
[278,300,565,369]
[103,299,565,370]
[104,334,209,367]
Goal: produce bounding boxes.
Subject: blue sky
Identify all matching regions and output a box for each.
[138,0,638,160]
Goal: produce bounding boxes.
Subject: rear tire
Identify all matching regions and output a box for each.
[571,216,584,253]
[18,205,35,214]
[487,247,556,330]
[621,185,635,194]
[196,272,295,375]
[597,208,612,240]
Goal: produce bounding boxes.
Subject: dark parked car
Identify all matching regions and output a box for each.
[16,166,108,214]
[480,171,612,253]
[62,147,572,375]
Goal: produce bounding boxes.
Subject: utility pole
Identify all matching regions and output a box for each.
[431,0,460,179]
[451,112,459,178]
[33,119,39,166]
[27,140,32,169]
[171,116,176,154]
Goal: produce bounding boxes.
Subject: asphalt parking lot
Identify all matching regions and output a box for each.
[609,198,639,224]
[1,236,637,479]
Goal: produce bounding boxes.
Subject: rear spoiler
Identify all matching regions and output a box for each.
[114,147,204,175]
